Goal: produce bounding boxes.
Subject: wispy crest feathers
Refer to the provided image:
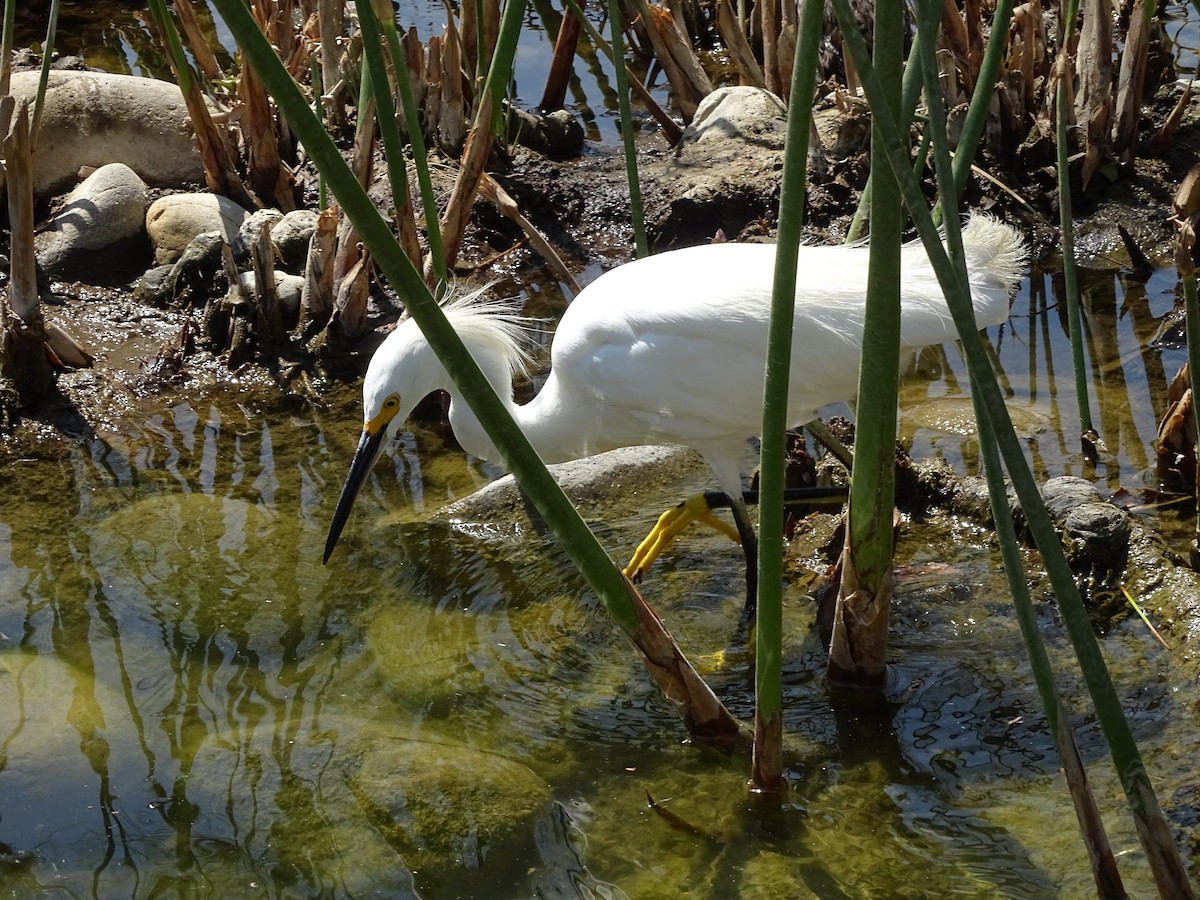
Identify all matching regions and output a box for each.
[437,282,535,378]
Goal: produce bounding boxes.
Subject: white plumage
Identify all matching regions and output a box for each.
[325,214,1027,588]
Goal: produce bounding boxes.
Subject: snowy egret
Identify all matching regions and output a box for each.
[324,215,1026,606]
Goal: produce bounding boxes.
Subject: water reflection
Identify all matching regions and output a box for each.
[3,253,1199,895]
[905,260,1187,505]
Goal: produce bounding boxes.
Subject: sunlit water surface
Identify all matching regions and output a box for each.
[4,257,1200,896]
[5,2,1200,897]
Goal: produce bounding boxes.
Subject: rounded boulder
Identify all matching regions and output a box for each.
[35,163,149,279]
[146,193,251,265]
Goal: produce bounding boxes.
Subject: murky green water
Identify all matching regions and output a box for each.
[4,260,1200,896]
[6,2,1200,895]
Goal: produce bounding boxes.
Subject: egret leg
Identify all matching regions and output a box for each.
[623,493,742,583]
[730,497,758,618]
[623,486,847,611]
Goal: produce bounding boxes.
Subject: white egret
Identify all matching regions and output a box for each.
[324,215,1026,608]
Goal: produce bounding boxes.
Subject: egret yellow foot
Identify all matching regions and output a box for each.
[622,493,743,582]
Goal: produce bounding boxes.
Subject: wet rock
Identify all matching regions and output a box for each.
[642,86,787,249]
[8,71,208,195]
[507,107,585,158]
[34,163,149,279]
[167,231,229,307]
[338,731,550,882]
[1061,502,1131,583]
[131,264,174,306]
[146,193,251,265]
[270,209,319,272]
[1040,475,1103,522]
[443,445,708,528]
[236,207,284,257]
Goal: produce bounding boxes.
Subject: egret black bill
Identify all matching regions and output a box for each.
[323,424,388,563]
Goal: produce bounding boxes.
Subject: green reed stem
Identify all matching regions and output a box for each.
[1056,0,1096,440]
[29,0,59,149]
[832,0,1194,889]
[847,31,923,243]
[356,2,417,235]
[754,0,824,789]
[605,0,648,257]
[849,0,903,590]
[373,0,445,284]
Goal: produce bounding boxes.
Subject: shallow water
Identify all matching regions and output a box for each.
[6,3,1200,896]
[4,256,1200,896]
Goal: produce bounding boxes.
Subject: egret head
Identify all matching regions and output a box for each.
[323,319,443,563]
[323,287,530,564]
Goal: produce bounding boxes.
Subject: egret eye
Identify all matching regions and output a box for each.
[383,394,400,411]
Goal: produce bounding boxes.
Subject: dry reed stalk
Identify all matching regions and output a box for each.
[460,0,482,83]
[941,0,976,94]
[431,93,496,277]
[717,0,765,88]
[540,0,585,111]
[425,34,444,146]
[1075,0,1113,188]
[1111,0,1149,165]
[319,0,345,123]
[760,0,780,95]
[298,206,339,338]
[176,0,223,80]
[477,173,582,294]
[777,21,795,101]
[2,101,37,325]
[964,0,985,77]
[640,2,712,121]
[42,322,93,369]
[1146,78,1192,154]
[330,248,370,341]
[251,221,286,354]
[439,14,467,152]
[402,27,427,116]
[240,45,298,210]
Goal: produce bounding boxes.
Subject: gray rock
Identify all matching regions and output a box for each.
[146,193,251,265]
[338,730,551,878]
[678,86,788,148]
[270,209,320,272]
[238,270,306,319]
[236,208,284,258]
[167,231,229,307]
[34,162,149,278]
[132,264,175,306]
[8,70,210,196]
[644,86,788,246]
[443,445,708,528]
[1041,476,1103,524]
[508,107,585,158]
[1062,501,1132,581]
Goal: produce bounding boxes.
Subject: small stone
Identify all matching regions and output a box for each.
[236,208,284,259]
[1040,476,1102,524]
[132,264,175,306]
[238,270,306,319]
[146,193,251,265]
[270,209,320,273]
